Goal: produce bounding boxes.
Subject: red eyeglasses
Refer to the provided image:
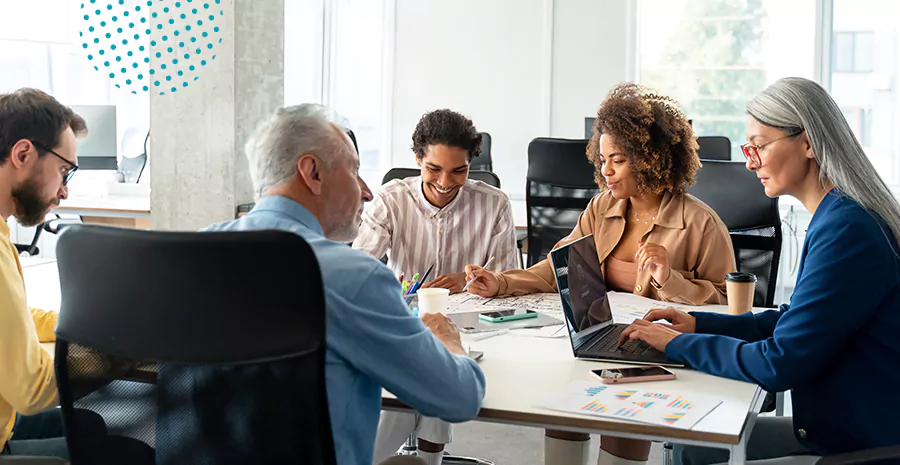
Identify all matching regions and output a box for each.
[740,130,804,168]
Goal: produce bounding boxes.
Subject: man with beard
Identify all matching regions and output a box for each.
[0,88,89,460]
[204,104,486,465]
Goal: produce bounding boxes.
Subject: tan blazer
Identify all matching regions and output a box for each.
[495,190,735,305]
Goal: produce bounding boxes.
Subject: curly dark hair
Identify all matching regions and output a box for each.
[411,109,482,162]
[586,83,700,195]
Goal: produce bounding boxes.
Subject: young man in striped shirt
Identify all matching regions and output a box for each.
[354,109,517,464]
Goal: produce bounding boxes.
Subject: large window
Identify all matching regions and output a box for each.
[638,0,816,159]
[833,31,875,73]
[285,0,391,189]
[0,0,150,188]
[830,0,900,188]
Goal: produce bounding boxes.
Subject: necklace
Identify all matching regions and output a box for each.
[630,207,658,225]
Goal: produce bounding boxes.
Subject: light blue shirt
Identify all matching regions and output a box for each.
[204,196,486,465]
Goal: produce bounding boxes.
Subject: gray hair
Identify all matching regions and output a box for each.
[245,104,352,195]
[747,77,900,249]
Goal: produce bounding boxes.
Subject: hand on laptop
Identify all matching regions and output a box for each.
[464,265,499,297]
[643,307,696,334]
[422,313,468,356]
[617,319,682,352]
[634,242,671,286]
[422,273,466,294]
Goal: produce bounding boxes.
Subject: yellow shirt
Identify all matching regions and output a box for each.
[0,219,59,448]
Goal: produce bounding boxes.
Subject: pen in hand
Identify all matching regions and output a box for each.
[461,256,495,292]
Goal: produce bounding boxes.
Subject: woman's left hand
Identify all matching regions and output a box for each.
[635,242,671,285]
[617,319,681,352]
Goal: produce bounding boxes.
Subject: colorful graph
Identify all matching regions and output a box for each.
[584,386,607,397]
[667,396,693,410]
[643,392,671,400]
[615,390,638,400]
[663,412,686,424]
[632,401,655,409]
[613,408,640,418]
[581,400,608,413]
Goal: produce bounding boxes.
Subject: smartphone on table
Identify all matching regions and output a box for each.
[592,366,676,384]
[477,308,538,323]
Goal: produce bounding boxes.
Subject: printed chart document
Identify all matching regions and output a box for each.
[445,293,563,318]
[536,381,722,430]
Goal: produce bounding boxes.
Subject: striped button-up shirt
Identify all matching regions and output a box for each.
[353,176,518,279]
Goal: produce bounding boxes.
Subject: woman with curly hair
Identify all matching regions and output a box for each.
[465,83,736,465]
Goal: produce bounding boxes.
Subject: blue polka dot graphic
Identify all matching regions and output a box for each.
[80,0,224,95]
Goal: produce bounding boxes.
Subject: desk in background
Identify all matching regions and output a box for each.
[55,194,150,229]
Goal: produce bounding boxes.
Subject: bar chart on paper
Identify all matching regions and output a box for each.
[581,400,609,413]
[536,381,723,429]
[667,396,693,410]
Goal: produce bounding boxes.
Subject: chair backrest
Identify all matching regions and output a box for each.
[526,138,599,267]
[381,167,500,189]
[119,152,147,184]
[696,136,732,161]
[54,226,335,465]
[470,132,492,172]
[346,128,359,154]
[688,160,782,307]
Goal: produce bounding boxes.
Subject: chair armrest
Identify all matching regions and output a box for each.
[816,446,900,465]
[0,457,69,464]
[43,218,81,234]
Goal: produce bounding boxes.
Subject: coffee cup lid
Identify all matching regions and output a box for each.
[725,272,757,283]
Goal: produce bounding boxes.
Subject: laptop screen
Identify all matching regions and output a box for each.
[549,234,614,349]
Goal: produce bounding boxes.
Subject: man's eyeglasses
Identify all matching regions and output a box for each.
[31,140,78,185]
[740,130,804,168]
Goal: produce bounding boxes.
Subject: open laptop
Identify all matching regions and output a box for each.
[549,234,682,367]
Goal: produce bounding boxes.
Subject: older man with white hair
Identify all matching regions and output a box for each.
[204,104,486,465]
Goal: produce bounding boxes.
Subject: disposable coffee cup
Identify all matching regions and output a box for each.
[416,288,450,315]
[725,272,756,314]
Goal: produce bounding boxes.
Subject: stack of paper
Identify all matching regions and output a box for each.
[536,381,722,430]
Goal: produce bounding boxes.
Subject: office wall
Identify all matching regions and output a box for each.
[389,0,633,224]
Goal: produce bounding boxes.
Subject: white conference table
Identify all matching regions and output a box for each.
[385,295,765,465]
[23,259,763,465]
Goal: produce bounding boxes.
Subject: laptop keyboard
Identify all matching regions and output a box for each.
[587,325,653,355]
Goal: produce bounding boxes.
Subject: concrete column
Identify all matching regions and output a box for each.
[149,0,283,230]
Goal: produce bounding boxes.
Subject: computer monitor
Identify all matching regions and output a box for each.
[584,117,595,139]
[71,105,118,170]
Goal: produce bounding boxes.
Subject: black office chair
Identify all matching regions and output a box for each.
[13,214,85,257]
[816,446,900,465]
[13,228,41,257]
[117,130,149,184]
[696,136,732,161]
[525,138,599,267]
[381,168,500,189]
[0,458,69,464]
[346,128,359,154]
[469,132,492,172]
[54,226,335,465]
[689,160,781,308]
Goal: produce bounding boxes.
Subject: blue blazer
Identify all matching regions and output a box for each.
[667,190,900,455]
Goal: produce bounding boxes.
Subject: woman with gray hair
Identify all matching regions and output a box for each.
[618,77,900,464]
